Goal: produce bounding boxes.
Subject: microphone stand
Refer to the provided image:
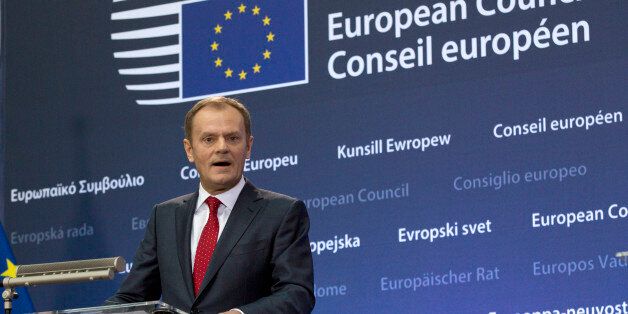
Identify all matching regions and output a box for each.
[2,288,16,314]
[1,257,125,314]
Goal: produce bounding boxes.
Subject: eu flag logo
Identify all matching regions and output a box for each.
[181,1,308,97]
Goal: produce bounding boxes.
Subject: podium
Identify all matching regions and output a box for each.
[33,301,186,314]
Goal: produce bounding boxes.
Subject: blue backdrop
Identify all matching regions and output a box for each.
[1,0,626,313]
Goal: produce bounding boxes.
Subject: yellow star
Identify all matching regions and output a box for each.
[252,6,261,15]
[252,63,261,73]
[214,24,222,34]
[210,41,219,51]
[262,49,271,59]
[224,10,233,20]
[214,58,223,67]
[239,70,247,80]
[238,3,246,13]
[1,259,16,278]
[225,68,233,78]
[266,32,275,42]
[262,16,271,26]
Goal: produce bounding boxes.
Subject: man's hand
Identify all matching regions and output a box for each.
[219,310,243,314]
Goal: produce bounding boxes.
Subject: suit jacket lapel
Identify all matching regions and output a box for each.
[175,191,197,302]
[195,181,264,299]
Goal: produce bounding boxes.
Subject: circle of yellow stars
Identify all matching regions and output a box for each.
[209,3,274,80]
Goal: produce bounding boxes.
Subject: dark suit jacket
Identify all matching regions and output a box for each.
[107,181,315,313]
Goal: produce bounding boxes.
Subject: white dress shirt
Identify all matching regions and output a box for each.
[190,176,245,269]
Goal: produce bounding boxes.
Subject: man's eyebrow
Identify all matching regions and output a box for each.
[198,130,241,137]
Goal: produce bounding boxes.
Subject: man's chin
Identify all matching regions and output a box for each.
[202,176,239,193]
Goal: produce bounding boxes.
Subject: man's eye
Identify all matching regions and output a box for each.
[203,137,214,143]
[229,136,240,142]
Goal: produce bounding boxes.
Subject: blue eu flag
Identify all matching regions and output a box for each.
[0,222,35,312]
[181,0,308,97]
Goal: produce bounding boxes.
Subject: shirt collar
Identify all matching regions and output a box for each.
[196,176,246,213]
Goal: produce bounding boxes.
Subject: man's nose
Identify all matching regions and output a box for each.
[215,137,229,152]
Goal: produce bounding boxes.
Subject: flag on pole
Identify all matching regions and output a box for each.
[0,222,35,312]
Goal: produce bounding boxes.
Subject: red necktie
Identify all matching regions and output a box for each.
[193,196,221,296]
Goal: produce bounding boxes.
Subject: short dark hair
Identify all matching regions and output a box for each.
[184,96,252,141]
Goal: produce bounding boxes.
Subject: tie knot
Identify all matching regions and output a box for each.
[205,196,222,212]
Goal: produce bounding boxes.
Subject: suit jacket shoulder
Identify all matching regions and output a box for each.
[155,192,197,209]
[256,188,303,212]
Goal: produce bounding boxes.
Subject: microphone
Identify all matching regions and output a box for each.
[617,251,628,258]
[2,257,125,288]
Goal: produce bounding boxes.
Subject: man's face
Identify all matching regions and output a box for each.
[183,105,253,195]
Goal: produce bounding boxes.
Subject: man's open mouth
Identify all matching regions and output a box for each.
[212,161,232,167]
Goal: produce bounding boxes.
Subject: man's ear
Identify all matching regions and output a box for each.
[245,136,254,159]
[183,138,194,162]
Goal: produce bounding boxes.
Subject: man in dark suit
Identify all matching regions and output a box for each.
[107,97,315,313]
